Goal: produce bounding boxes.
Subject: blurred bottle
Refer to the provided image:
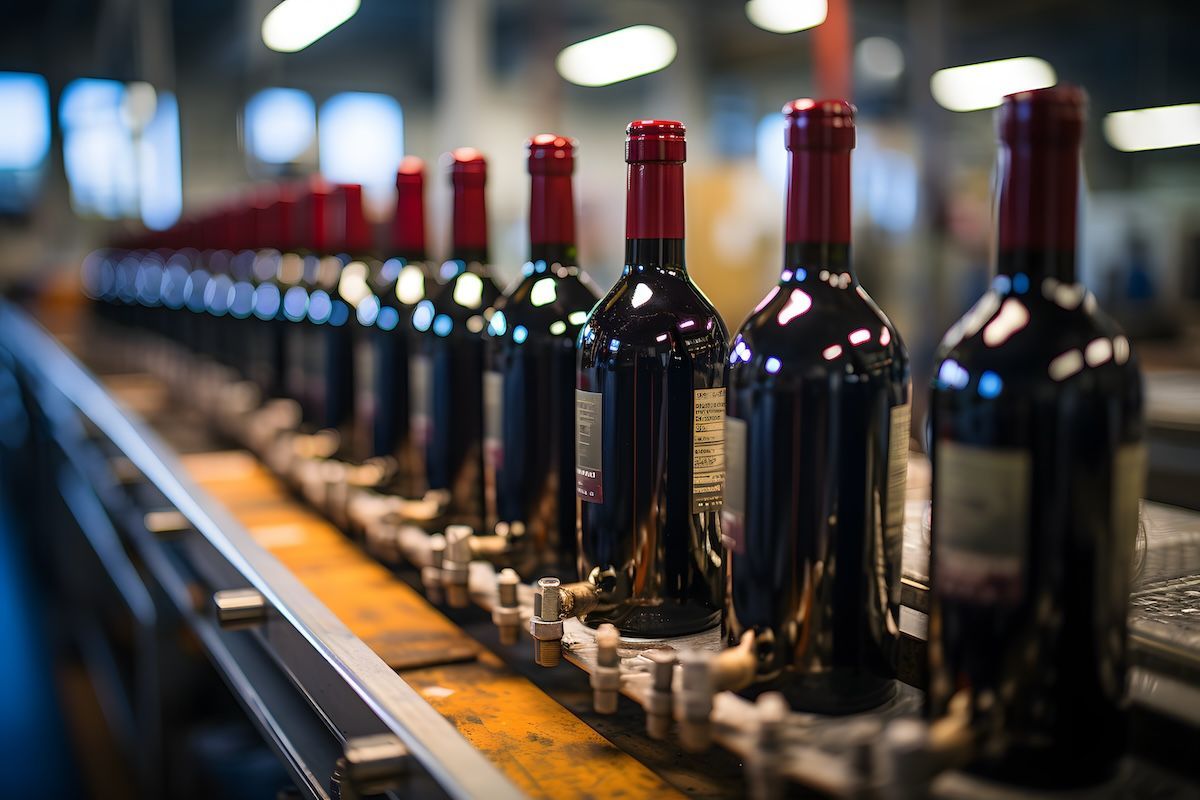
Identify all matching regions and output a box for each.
[484,134,599,571]
[927,86,1145,787]
[724,99,910,713]
[410,149,501,529]
[575,120,727,636]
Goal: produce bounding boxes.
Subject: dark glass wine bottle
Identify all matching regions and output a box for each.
[385,158,436,498]
[310,182,360,439]
[411,149,501,529]
[576,120,727,636]
[724,100,910,713]
[345,159,433,479]
[927,85,1145,788]
[484,134,600,571]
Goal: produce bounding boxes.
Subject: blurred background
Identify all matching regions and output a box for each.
[1,1,1199,794]
[2,0,1198,359]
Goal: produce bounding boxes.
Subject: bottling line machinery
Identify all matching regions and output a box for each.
[2,297,1198,799]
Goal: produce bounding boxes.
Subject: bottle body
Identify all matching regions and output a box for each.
[576,241,728,636]
[928,272,1144,786]
[725,256,909,712]
[486,258,598,568]
[926,86,1146,787]
[413,262,501,527]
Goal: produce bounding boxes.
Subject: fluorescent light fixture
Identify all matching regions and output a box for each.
[930,57,1056,112]
[0,72,50,170]
[318,92,403,200]
[745,0,827,34]
[262,0,360,53]
[245,88,315,163]
[855,37,904,82]
[556,25,677,87]
[138,93,182,230]
[1103,103,1200,152]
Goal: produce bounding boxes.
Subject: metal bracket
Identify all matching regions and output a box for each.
[213,588,268,628]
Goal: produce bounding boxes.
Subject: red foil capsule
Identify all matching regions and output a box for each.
[392,156,426,258]
[784,99,855,246]
[528,134,576,247]
[624,119,685,240]
[996,85,1086,252]
[448,148,488,254]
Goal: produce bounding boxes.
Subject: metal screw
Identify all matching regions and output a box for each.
[422,534,446,604]
[442,525,473,608]
[492,568,521,645]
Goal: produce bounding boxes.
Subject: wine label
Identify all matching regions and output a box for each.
[934,442,1030,605]
[692,387,726,513]
[885,402,912,545]
[409,353,431,447]
[483,370,503,472]
[575,389,602,503]
[722,415,747,552]
[1114,442,1147,584]
[354,336,376,451]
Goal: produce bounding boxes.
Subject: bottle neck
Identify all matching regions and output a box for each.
[995,141,1079,282]
[782,242,851,280]
[625,162,684,242]
[530,173,576,264]
[452,179,488,262]
[624,239,685,272]
[785,148,851,265]
[530,242,577,267]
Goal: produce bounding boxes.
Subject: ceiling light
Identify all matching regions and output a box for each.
[262,0,360,53]
[556,25,677,87]
[930,57,1056,112]
[745,0,827,34]
[1103,103,1200,152]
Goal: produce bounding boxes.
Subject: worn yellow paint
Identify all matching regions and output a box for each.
[181,451,684,798]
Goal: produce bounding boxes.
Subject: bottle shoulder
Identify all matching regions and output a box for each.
[728,278,907,380]
[933,285,1141,396]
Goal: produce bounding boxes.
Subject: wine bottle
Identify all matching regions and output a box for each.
[411,149,501,528]
[485,134,600,571]
[927,85,1145,787]
[576,120,728,636]
[724,100,910,713]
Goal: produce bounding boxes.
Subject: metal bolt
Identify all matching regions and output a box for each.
[492,568,522,645]
[529,577,564,667]
[422,534,446,604]
[592,623,621,714]
[645,649,677,740]
[442,525,473,608]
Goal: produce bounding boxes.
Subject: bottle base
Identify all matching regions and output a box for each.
[741,672,898,715]
[583,604,721,638]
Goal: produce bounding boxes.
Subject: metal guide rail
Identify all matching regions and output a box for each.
[0,300,524,800]
[6,299,1200,798]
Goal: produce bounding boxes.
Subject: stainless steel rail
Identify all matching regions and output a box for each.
[0,301,525,800]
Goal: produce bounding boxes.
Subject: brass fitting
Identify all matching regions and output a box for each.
[491,568,522,645]
[558,580,602,619]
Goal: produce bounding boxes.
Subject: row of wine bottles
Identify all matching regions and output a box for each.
[85,86,1144,789]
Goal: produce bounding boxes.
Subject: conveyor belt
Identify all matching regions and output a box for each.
[178,449,685,799]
